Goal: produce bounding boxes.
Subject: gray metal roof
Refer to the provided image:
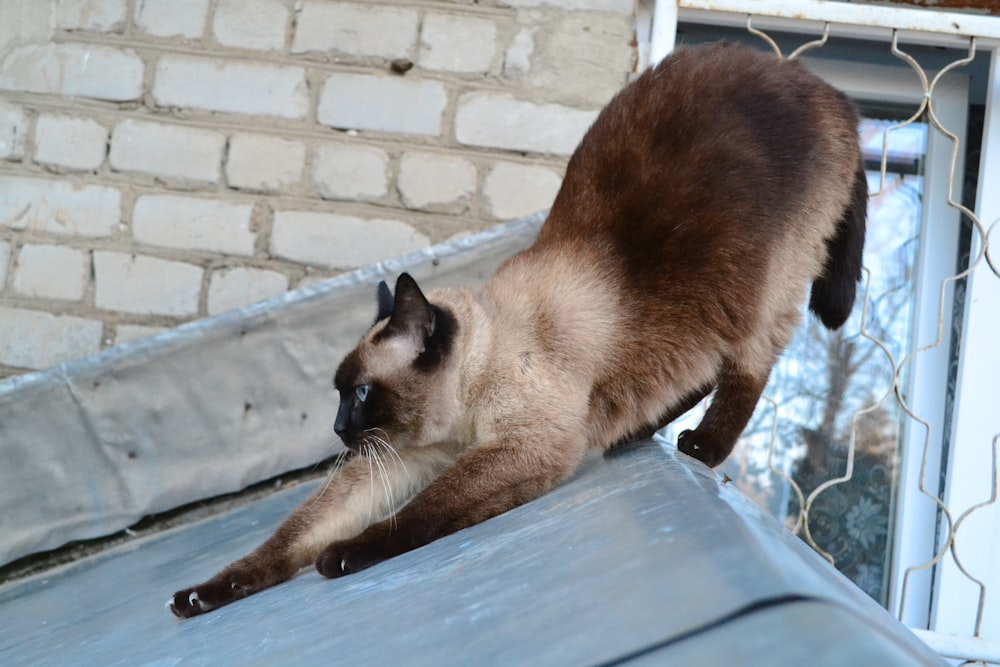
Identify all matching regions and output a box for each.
[0,441,944,666]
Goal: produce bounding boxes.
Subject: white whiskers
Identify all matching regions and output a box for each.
[359,429,409,532]
[308,448,351,509]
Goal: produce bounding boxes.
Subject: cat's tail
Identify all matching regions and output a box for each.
[808,158,867,330]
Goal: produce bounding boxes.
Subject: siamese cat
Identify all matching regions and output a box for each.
[169,42,866,618]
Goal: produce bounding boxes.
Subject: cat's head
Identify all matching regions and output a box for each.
[333,273,459,453]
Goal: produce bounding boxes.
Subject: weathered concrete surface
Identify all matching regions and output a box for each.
[0,215,542,568]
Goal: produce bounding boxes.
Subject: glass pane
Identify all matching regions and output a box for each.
[663,115,928,606]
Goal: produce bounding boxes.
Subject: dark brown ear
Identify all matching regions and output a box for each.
[384,273,435,341]
[374,280,394,323]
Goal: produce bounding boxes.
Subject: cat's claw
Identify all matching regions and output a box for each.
[316,529,396,579]
[168,569,258,618]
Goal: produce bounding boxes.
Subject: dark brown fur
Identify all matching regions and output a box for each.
[169,43,866,618]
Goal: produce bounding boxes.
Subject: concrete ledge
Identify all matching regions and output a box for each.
[0,214,543,567]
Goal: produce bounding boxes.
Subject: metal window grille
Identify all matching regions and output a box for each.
[640,2,1000,664]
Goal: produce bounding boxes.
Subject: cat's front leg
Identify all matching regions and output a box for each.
[168,553,287,618]
[677,365,769,467]
[168,446,453,618]
[316,436,587,578]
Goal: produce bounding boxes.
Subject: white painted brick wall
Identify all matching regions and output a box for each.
[132,194,256,256]
[115,324,167,345]
[271,211,429,268]
[0,240,10,288]
[318,74,446,136]
[33,114,108,171]
[0,43,144,101]
[525,13,634,106]
[483,162,562,220]
[226,134,305,192]
[312,143,388,202]
[12,244,88,301]
[455,93,597,155]
[109,120,224,184]
[504,28,535,77]
[0,308,103,369]
[420,14,497,74]
[153,56,308,119]
[0,176,120,237]
[207,267,289,315]
[0,100,27,160]
[292,2,418,59]
[213,0,288,51]
[500,0,633,11]
[398,152,476,212]
[94,252,202,316]
[0,0,637,379]
[133,0,210,39]
[56,0,127,31]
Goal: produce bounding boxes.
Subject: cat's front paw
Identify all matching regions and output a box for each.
[316,526,395,579]
[677,428,731,468]
[167,571,255,619]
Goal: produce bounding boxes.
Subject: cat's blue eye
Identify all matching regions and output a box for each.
[355,384,369,402]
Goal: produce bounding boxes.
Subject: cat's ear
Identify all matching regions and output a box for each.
[385,273,435,343]
[374,280,394,323]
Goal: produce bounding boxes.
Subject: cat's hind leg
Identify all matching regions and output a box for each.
[609,380,715,449]
[676,363,769,468]
[167,445,454,618]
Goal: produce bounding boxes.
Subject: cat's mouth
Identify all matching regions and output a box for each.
[337,434,362,453]
[339,428,398,458]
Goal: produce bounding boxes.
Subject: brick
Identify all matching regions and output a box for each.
[420,14,497,74]
[213,0,287,51]
[226,134,305,192]
[132,194,255,256]
[483,162,562,220]
[504,28,535,77]
[134,0,209,39]
[526,13,633,106]
[499,0,633,11]
[56,0,127,31]
[0,43,144,101]
[153,55,307,119]
[0,240,10,288]
[311,143,388,202]
[12,244,88,301]
[33,114,108,171]
[0,176,120,238]
[271,211,429,268]
[207,267,288,315]
[455,93,596,155]
[398,152,476,212]
[0,308,103,369]
[0,100,27,160]
[292,2,417,59]
[110,119,224,184]
[94,252,202,316]
[318,74,446,136]
[115,323,167,345]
